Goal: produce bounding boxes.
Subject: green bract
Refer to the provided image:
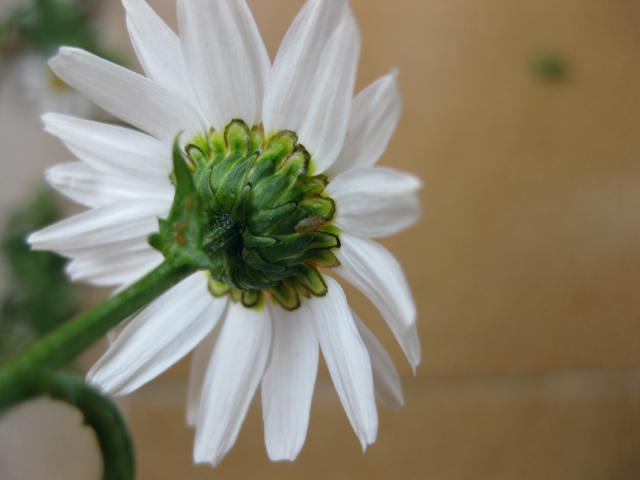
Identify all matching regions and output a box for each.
[183,120,340,310]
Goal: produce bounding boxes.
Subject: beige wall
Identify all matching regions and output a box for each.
[2,0,640,478]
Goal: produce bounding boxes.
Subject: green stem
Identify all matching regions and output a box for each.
[0,258,196,410]
[20,370,135,480]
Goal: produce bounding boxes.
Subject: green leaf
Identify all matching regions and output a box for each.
[149,137,211,269]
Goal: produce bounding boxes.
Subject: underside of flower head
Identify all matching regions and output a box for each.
[27,0,424,468]
[177,120,342,310]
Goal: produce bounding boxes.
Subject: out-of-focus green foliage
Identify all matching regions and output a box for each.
[0,0,119,61]
[533,52,569,81]
[0,188,79,362]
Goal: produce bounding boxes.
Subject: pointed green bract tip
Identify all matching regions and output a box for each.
[148,134,210,270]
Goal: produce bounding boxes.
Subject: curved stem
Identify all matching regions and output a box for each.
[0,258,196,410]
[19,370,135,480]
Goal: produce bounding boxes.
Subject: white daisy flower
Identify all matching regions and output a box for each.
[28,0,421,466]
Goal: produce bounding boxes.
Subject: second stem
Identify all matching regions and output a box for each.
[0,258,196,410]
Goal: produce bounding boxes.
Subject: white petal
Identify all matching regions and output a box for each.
[308,276,377,449]
[123,0,196,100]
[261,306,318,461]
[353,313,404,409]
[329,72,402,175]
[46,162,173,208]
[88,272,226,395]
[27,199,168,256]
[49,47,204,140]
[194,303,273,466]
[178,0,270,129]
[326,167,422,238]
[63,234,153,261]
[335,233,421,369]
[262,0,360,172]
[42,113,172,178]
[186,326,221,428]
[65,247,162,286]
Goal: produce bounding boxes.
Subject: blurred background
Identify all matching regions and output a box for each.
[1,0,640,478]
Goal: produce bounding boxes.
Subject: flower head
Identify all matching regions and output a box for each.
[28,0,422,466]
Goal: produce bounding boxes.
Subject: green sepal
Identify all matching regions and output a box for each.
[213,153,256,211]
[209,152,244,195]
[247,131,296,185]
[295,217,328,233]
[250,125,265,153]
[248,202,297,234]
[208,277,230,297]
[229,288,242,304]
[225,257,276,291]
[231,183,252,220]
[188,132,210,153]
[259,231,339,263]
[297,175,329,198]
[242,232,277,248]
[278,146,309,177]
[251,170,298,210]
[249,147,309,210]
[241,289,263,308]
[291,279,312,299]
[149,136,211,269]
[306,248,341,268]
[209,129,226,164]
[195,167,222,213]
[185,132,210,169]
[293,265,327,296]
[243,249,286,274]
[319,224,341,239]
[270,281,300,310]
[185,144,207,170]
[274,196,335,234]
[301,196,336,220]
[225,120,250,156]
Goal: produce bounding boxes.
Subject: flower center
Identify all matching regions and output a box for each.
[183,120,340,310]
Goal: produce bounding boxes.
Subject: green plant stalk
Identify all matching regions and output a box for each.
[0,258,195,410]
[0,137,215,480]
[20,370,135,480]
[0,137,211,411]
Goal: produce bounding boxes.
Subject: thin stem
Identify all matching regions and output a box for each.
[20,370,135,480]
[0,258,196,410]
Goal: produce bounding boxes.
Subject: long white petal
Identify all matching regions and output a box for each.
[46,162,173,208]
[65,247,162,286]
[335,233,421,369]
[353,313,404,409]
[61,234,154,261]
[186,326,221,428]
[178,0,270,130]
[329,72,402,175]
[308,276,377,449]
[262,0,360,172]
[261,306,318,461]
[327,167,421,238]
[42,113,172,178]
[49,47,204,140]
[88,272,226,395]
[194,302,273,466]
[27,199,168,256]
[123,0,196,100]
